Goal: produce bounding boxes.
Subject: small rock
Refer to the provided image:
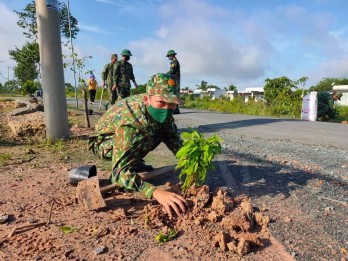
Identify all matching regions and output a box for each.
[64,249,74,257]
[291,252,298,257]
[94,246,107,255]
[25,148,36,154]
[34,256,42,261]
[0,214,9,224]
[324,207,334,212]
[283,216,292,223]
[28,217,38,223]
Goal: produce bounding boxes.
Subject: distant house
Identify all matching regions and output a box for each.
[332,85,348,106]
[238,87,264,102]
[206,88,227,100]
[193,89,209,98]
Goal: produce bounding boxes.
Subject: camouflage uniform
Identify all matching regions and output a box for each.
[88,73,182,198]
[317,92,336,120]
[101,61,118,105]
[115,60,136,99]
[167,57,180,94]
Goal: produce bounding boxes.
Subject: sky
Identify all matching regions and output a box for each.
[0,0,348,90]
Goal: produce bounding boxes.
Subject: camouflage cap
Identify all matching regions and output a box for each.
[334,91,343,100]
[146,73,181,104]
[111,54,118,59]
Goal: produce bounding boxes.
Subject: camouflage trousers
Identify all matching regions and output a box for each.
[107,85,118,105]
[118,86,131,99]
[88,133,162,164]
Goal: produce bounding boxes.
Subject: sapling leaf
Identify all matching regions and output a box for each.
[176,130,223,192]
[60,226,80,234]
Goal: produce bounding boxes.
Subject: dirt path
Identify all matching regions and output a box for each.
[1,101,347,260]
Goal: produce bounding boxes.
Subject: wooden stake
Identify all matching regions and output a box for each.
[82,88,90,128]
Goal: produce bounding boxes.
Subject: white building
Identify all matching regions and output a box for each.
[238,87,264,102]
[332,85,348,106]
[206,88,227,100]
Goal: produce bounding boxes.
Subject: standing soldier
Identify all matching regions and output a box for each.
[115,49,138,99]
[101,54,118,109]
[166,50,180,114]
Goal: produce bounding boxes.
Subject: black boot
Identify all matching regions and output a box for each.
[131,161,154,172]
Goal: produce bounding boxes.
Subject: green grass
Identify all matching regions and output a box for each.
[336,105,348,121]
[0,153,11,166]
[183,96,348,121]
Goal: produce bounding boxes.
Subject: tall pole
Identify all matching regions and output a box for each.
[35,0,69,139]
[66,0,78,108]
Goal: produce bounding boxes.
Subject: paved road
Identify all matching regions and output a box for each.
[175,108,348,150]
[67,98,347,149]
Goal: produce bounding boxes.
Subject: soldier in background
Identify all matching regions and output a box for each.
[88,73,186,218]
[166,50,180,114]
[115,49,138,99]
[101,54,118,109]
[317,91,343,121]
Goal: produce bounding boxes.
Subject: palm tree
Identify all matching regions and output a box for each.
[228,84,237,91]
[196,80,208,90]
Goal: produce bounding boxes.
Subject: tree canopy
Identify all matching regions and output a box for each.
[10,1,79,86]
[9,42,40,84]
[14,0,79,40]
[309,77,348,92]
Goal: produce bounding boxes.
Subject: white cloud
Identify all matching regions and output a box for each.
[130,0,269,87]
[79,22,116,35]
[0,3,27,82]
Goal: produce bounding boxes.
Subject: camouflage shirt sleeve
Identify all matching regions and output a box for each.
[159,117,182,155]
[111,63,118,86]
[114,61,121,86]
[167,60,179,75]
[101,64,109,82]
[129,63,135,83]
[110,124,156,198]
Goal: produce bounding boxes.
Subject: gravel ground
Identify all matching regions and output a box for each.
[174,115,348,261]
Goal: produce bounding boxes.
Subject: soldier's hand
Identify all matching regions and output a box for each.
[102,81,105,87]
[111,85,117,91]
[134,83,138,89]
[152,189,187,218]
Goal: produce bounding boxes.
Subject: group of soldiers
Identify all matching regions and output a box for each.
[101,49,180,113]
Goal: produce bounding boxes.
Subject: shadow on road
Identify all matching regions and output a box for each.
[212,151,347,199]
[197,118,298,132]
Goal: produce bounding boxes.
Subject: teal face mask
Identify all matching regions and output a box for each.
[147,105,174,123]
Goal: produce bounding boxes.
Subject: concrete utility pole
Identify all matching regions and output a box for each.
[35,0,69,139]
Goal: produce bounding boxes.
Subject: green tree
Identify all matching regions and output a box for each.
[3,80,19,92]
[9,42,40,84]
[20,80,40,95]
[14,0,79,40]
[228,84,237,91]
[264,76,296,104]
[196,80,208,90]
[10,1,79,86]
[309,77,348,92]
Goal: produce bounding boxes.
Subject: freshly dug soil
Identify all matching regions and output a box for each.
[140,184,270,256]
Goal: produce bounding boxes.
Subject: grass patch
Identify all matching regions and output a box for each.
[336,106,348,121]
[0,153,11,166]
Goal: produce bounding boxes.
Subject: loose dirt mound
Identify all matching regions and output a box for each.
[139,184,270,256]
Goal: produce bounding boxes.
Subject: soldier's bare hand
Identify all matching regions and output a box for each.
[153,189,187,218]
[111,85,117,91]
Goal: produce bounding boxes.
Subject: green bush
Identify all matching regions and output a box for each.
[336,106,348,121]
[20,80,40,95]
[182,95,302,119]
